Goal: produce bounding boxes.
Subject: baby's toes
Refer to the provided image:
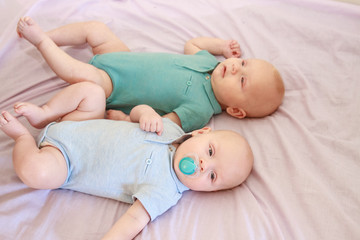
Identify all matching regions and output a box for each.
[0,112,8,126]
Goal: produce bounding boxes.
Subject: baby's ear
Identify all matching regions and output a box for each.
[226,107,246,119]
[191,127,212,136]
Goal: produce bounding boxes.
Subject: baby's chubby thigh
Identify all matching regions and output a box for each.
[77,63,114,99]
[20,143,68,190]
[97,69,114,98]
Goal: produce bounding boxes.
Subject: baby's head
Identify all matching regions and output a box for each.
[211,58,284,118]
[173,127,254,192]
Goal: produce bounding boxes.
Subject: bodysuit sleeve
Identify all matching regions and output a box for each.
[174,103,214,132]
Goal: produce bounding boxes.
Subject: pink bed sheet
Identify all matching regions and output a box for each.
[1,0,359,239]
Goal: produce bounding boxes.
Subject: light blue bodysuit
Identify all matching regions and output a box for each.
[37,118,189,221]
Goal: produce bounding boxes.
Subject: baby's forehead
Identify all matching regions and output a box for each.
[212,131,248,149]
[249,58,274,69]
[212,130,243,140]
[217,131,251,153]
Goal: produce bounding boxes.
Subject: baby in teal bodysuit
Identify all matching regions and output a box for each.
[90,50,221,132]
[16,16,285,133]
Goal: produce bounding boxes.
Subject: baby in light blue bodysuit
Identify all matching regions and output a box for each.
[1,81,254,239]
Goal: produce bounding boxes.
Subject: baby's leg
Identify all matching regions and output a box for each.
[15,82,106,128]
[0,111,67,189]
[46,21,130,55]
[17,17,113,97]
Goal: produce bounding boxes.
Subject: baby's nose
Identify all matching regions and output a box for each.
[199,159,208,172]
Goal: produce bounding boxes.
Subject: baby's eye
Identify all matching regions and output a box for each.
[210,171,216,181]
[241,60,245,66]
[208,145,213,156]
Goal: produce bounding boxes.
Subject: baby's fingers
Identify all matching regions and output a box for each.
[156,121,164,136]
[0,112,8,126]
[148,120,163,136]
[140,118,163,136]
[140,121,153,132]
[230,40,241,57]
[150,121,158,133]
[230,40,240,49]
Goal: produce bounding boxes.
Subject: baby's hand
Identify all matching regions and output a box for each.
[139,111,163,136]
[222,40,241,59]
[130,105,164,135]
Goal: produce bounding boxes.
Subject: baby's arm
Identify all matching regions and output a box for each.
[184,37,241,58]
[102,200,150,240]
[130,105,163,135]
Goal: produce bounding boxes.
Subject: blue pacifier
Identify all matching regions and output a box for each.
[179,154,200,177]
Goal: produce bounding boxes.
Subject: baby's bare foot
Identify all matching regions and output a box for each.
[0,111,31,140]
[17,16,48,47]
[14,102,49,129]
[106,109,131,121]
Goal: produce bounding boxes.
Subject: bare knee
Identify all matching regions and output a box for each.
[68,82,106,118]
[84,82,106,116]
[85,21,109,32]
[77,82,106,103]
[83,21,113,46]
[84,21,130,54]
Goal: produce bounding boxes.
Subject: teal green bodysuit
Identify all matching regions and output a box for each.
[89,50,222,132]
